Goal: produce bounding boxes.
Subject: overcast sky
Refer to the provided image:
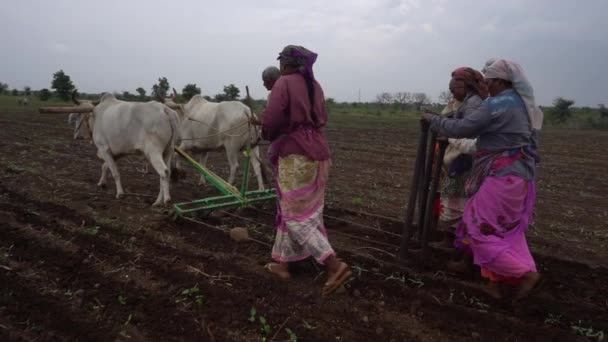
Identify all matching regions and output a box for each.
[1,0,606,106]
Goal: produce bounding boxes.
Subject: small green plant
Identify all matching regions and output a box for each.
[249,307,257,322]
[248,308,272,339]
[117,294,127,305]
[408,277,425,288]
[286,328,298,342]
[177,286,204,306]
[302,319,317,330]
[351,196,363,206]
[83,226,100,236]
[544,313,562,325]
[5,163,25,174]
[385,273,406,283]
[570,321,604,341]
[259,316,272,336]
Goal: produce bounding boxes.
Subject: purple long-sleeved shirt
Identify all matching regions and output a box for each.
[262,73,330,162]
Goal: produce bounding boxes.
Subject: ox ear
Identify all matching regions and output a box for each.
[72,89,82,105]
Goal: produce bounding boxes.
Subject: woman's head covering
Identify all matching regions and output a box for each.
[481,58,498,74]
[451,67,489,99]
[483,59,544,130]
[277,45,318,81]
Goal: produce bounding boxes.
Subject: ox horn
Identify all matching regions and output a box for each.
[72,89,82,105]
[172,88,178,99]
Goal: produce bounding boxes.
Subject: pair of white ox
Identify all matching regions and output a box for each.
[68,93,265,206]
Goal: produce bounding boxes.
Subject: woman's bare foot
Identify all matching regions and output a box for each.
[265,262,291,280]
[322,256,352,296]
[447,259,470,274]
[482,281,503,299]
[513,272,542,302]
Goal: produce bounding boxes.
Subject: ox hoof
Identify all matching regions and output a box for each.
[116,193,124,200]
[97,183,107,190]
[152,200,168,207]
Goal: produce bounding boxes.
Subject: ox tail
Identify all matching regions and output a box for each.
[245,106,262,146]
[164,107,182,181]
[165,107,181,151]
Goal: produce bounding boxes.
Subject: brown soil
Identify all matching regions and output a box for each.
[0,112,606,341]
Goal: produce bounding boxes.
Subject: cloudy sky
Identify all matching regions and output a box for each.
[1,0,606,106]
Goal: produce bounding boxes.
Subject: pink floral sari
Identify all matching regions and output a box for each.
[271,154,335,264]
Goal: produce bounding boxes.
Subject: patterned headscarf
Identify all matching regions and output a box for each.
[451,67,489,99]
[483,59,544,130]
[277,45,318,81]
[481,58,497,74]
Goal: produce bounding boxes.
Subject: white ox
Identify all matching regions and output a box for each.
[176,95,264,190]
[68,93,95,141]
[72,93,181,206]
[17,97,29,106]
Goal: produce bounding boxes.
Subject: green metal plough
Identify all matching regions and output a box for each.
[172,146,276,217]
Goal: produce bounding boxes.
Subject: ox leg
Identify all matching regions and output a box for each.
[98,149,124,199]
[148,153,171,206]
[198,152,209,185]
[250,146,265,190]
[225,146,239,185]
[97,162,109,189]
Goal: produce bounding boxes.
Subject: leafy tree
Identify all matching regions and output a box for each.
[438,91,453,105]
[412,92,430,110]
[11,89,19,96]
[220,84,240,101]
[122,91,134,100]
[549,97,575,123]
[136,87,146,100]
[39,88,51,101]
[23,86,31,96]
[393,92,412,109]
[0,82,8,94]
[51,70,75,101]
[182,83,201,101]
[151,77,170,98]
[599,104,608,119]
[375,92,392,107]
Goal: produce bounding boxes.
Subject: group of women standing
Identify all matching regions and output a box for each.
[251,44,543,302]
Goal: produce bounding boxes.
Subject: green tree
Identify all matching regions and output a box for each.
[218,84,240,101]
[51,70,75,101]
[438,91,452,105]
[0,82,8,94]
[122,91,134,100]
[599,104,608,119]
[136,87,146,100]
[23,86,31,96]
[39,88,51,101]
[549,97,575,123]
[182,83,201,101]
[151,77,170,99]
[11,89,19,96]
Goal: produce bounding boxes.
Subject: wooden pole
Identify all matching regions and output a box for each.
[39,107,93,114]
[420,138,448,252]
[416,131,436,246]
[399,120,429,259]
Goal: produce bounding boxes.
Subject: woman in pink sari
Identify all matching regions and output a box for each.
[422,59,544,302]
[251,45,351,296]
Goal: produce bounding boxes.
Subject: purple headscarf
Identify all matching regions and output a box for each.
[277,45,318,81]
